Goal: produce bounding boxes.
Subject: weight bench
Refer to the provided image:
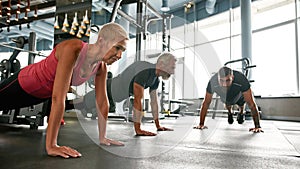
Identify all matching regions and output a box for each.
[163,99,194,118]
[0,102,46,129]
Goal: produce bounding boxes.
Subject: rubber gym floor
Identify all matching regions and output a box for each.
[0,111,300,169]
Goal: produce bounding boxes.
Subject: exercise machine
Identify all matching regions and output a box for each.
[163,99,194,118]
[0,37,25,81]
[0,33,48,129]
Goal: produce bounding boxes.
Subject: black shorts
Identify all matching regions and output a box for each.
[225,96,245,107]
[0,70,48,110]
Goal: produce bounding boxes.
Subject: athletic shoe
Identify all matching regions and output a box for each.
[61,119,66,125]
[237,113,245,124]
[228,113,234,124]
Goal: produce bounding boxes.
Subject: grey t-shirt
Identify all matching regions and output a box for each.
[207,70,250,105]
[111,61,160,102]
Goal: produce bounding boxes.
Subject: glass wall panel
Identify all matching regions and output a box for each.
[252,23,297,96]
[252,1,295,30]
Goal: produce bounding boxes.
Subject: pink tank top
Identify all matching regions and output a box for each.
[71,42,101,86]
[19,42,101,98]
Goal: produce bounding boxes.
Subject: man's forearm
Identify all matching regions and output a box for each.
[249,105,261,128]
[199,105,208,125]
[150,102,160,128]
[152,110,160,129]
[243,89,262,129]
[133,107,144,134]
[251,109,261,128]
[133,108,143,123]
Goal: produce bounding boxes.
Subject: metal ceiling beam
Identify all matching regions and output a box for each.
[0,1,56,28]
[120,0,137,5]
[7,28,53,41]
[117,9,142,28]
[8,1,56,15]
[0,12,55,28]
[55,1,91,14]
[141,0,163,19]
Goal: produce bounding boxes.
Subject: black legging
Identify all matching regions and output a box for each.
[76,78,116,113]
[0,70,48,111]
[64,77,116,114]
[107,78,116,112]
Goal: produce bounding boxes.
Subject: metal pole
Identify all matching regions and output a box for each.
[183,7,186,98]
[141,0,163,19]
[28,32,36,65]
[135,0,143,62]
[229,0,233,61]
[0,43,45,56]
[110,0,123,22]
[117,9,142,28]
[240,0,252,77]
[162,16,167,51]
[160,14,169,112]
[295,0,300,94]
[118,4,130,70]
[168,16,171,51]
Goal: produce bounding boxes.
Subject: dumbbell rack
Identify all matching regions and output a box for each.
[0,104,45,129]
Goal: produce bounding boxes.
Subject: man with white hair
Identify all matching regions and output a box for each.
[109,52,177,136]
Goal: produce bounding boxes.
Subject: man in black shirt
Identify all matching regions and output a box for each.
[194,66,263,133]
[109,53,177,136]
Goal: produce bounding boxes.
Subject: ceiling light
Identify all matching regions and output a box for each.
[17,6,20,14]
[54,16,60,29]
[6,15,10,23]
[71,23,77,31]
[161,0,170,12]
[78,26,84,34]
[76,30,82,38]
[73,12,79,26]
[85,24,90,37]
[17,0,21,7]
[15,13,19,21]
[7,0,11,11]
[69,28,75,35]
[26,0,30,12]
[0,3,2,17]
[7,0,11,16]
[63,13,69,27]
[80,19,86,30]
[62,25,68,32]
[24,11,28,20]
[34,6,38,17]
[184,1,194,13]
[83,10,89,24]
